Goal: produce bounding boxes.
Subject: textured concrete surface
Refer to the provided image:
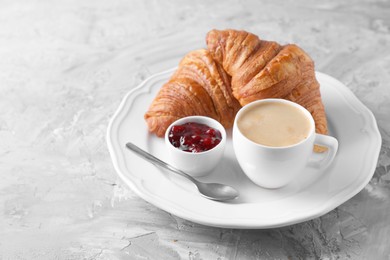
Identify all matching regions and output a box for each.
[1,0,389,259]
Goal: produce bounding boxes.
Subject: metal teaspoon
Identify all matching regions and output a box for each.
[125,142,239,201]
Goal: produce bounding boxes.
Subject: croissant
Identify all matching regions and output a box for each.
[206,29,328,136]
[144,49,241,137]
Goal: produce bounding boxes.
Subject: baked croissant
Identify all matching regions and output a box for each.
[206,29,328,136]
[144,49,241,137]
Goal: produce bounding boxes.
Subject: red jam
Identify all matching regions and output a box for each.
[168,122,222,153]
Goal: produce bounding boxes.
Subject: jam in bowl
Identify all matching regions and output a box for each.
[165,116,226,177]
[168,122,222,153]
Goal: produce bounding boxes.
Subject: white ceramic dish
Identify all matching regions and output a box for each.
[107,68,381,229]
[233,98,339,189]
[164,116,227,177]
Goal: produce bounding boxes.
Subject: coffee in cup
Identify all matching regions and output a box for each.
[233,99,338,189]
[237,101,311,147]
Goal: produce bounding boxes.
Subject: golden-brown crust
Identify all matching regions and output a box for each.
[146,29,328,154]
[206,29,328,137]
[144,49,241,137]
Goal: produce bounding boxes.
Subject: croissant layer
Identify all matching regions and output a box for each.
[145,29,328,151]
[206,29,328,136]
[144,49,241,137]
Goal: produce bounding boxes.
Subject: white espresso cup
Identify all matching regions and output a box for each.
[233,98,338,189]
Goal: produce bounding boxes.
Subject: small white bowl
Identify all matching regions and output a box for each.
[164,116,226,177]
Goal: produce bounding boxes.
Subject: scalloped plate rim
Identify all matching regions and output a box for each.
[106,68,382,229]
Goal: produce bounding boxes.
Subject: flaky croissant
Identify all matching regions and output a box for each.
[144,49,241,137]
[206,29,328,136]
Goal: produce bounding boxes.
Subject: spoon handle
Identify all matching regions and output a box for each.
[125,142,196,183]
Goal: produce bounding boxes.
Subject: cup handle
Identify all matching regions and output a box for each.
[308,134,339,169]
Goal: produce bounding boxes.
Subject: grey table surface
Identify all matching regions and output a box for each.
[1,0,389,259]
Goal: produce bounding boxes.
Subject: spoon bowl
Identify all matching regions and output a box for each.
[195,181,239,201]
[125,142,239,201]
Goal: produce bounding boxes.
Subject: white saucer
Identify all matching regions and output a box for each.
[107,68,381,229]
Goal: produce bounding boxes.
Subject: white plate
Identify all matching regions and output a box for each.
[107,68,381,229]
